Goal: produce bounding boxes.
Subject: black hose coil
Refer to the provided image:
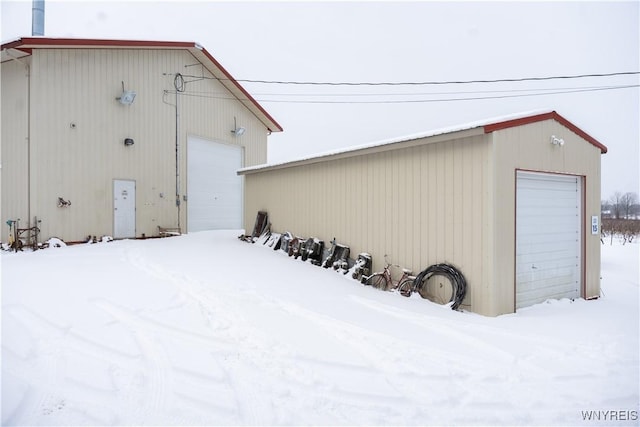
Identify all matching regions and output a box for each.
[414,263,467,310]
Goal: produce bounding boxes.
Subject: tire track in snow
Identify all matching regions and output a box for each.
[2,305,130,425]
[349,295,556,375]
[120,246,485,423]
[122,246,282,423]
[347,295,627,419]
[235,290,425,409]
[90,296,243,423]
[92,299,170,417]
[121,246,407,423]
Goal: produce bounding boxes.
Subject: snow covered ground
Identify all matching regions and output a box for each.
[2,231,638,426]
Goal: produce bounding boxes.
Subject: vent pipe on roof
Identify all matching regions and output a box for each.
[32,0,45,36]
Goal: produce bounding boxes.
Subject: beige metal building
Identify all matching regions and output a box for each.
[239,111,607,316]
[1,37,281,243]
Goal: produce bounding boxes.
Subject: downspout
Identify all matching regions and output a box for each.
[27,62,31,231]
[173,73,185,230]
[5,50,32,231]
[175,84,180,230]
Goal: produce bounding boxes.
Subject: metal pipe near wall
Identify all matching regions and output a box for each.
[5,50,32,236]
[32,0,45,36]
[174,73,185,230]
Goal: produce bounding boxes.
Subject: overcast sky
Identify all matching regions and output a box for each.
[2,0,638,198]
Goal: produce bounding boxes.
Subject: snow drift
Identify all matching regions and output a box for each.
[2,231,638,425]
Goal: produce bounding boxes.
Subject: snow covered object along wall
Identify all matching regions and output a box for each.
[242,130,493,314]
[240,111,606,316]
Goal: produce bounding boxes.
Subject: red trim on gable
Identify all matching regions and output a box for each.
[483,111,607,154]
[2,37,193,49]
[1,37,283,132]
[198,48,283,132]
[483,111,556,133]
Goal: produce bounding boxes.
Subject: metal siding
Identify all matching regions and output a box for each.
[244,120,601,316]
[244,134,492,314]
[1,59,31,241]
[6,47,268,242]
[492,120,601,315]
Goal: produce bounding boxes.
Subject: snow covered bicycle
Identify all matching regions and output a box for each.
[361,255,414,291]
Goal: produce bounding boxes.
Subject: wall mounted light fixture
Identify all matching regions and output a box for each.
[231,117,246,137]
[124,138,135,146]
[550,135,565,147]
[116,81,136,105]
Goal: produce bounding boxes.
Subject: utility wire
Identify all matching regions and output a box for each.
[180,71,639,86]
[259,85,639,104]
[248,84,637,97]
[167,84,638,104]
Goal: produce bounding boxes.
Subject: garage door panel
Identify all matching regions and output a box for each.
[518,281,578,304]
[518,225,577,238]
[517,263,578,280]
[516,171,582,309]
[517,250,579,265]
[187,137,243,232]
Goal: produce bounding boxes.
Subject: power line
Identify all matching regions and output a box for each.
[228,71,640,86]
[178,71,639,87]
[249,84,636,97]
[168,84,628,98]
[169,84,638,104]
[259,85,639,104]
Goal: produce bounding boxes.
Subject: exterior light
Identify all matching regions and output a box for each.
[117,90,137,105]
[550,135,565,146]
[124,138,134,146]
[116,81,136,105]
[231,116,245,137]
[232,127,246,137]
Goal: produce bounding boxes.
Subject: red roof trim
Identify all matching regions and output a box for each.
[2,37,194,49]
[1,37,283,132]
[483,111,607,153]
[198,48,283,132]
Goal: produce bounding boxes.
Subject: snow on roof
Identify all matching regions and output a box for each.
[239,109,578,174]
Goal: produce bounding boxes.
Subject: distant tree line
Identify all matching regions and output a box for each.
[602,191,639,219]
[601,191,639,244]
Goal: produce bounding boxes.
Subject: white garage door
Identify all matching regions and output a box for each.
[516,171,582,309]
[187,136,243,232]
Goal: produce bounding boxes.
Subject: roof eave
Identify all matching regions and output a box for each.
[192,46,283,133]
[483,110,607,154]
[1,37,283,133]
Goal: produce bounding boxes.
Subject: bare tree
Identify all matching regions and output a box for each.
[609,192,623,219]
[621,192,638,219]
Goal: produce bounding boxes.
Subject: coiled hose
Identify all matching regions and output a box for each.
[414,263,467,310]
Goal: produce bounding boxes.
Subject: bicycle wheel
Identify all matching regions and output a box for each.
[363,273,389,291]
[396,277,414,297]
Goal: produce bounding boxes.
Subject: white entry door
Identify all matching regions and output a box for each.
[187,136,243,232]
[114,179,136,238]
[516,171,582,309]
